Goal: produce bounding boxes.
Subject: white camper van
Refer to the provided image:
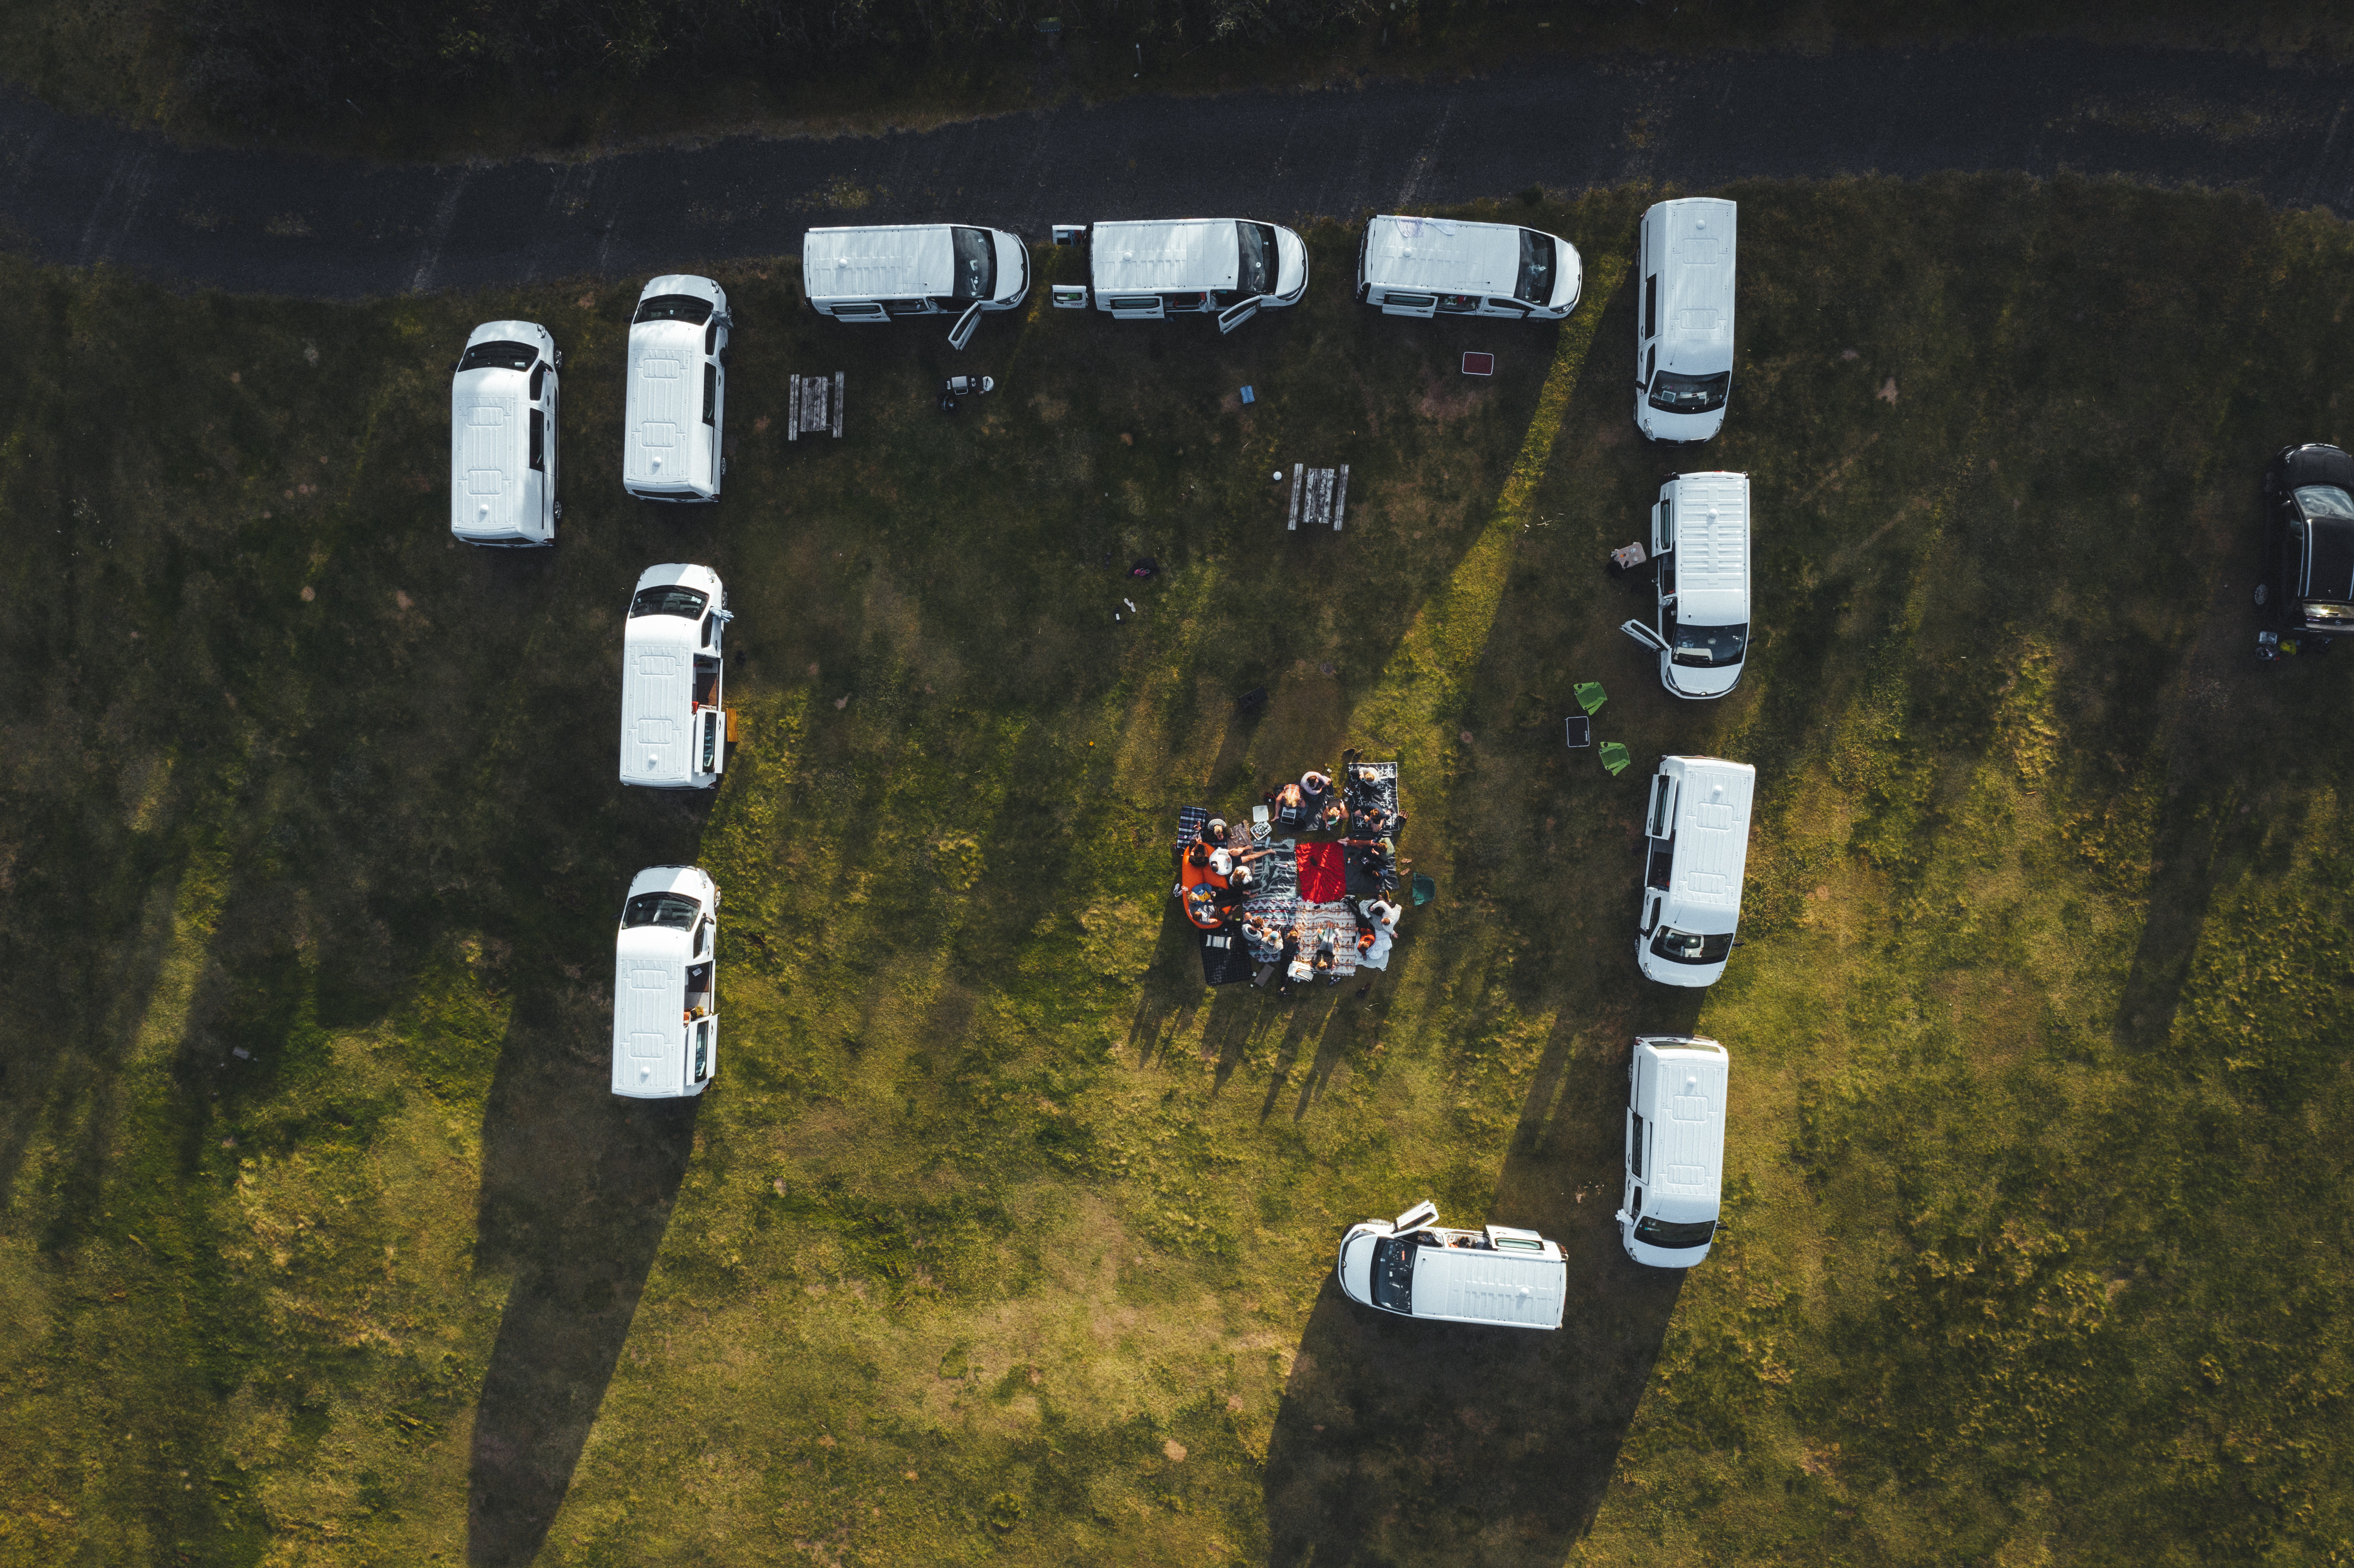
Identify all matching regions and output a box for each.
[1618,1036,1729,1268]
[619,563,731,790]
[1634,198,1737,443]
[1355,215,1582,320]
[1619,472,1751,698]
[802,224,1031,349]
[1636,755,1755,987]
[624,276,731,502]
[1062,218,1307,333]
[611,864,722,1099]
[449,321,560,546]
[1335,1200,1566,1331]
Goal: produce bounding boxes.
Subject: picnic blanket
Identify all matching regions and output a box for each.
[1344,843,1398,898]
[1199,928,1258,985]
[1296,842,1347,902]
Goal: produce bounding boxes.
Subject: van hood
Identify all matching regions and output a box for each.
[1275,226,1308,300]
[995,230,1031,304]
[1337,1227,1379,1305]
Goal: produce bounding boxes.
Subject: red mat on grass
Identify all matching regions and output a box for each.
[1295,842,1347,902]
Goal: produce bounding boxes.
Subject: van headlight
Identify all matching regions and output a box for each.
[2304,601,2354,622]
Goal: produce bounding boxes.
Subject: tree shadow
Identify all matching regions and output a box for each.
[1263,1011,1686,1566]
[465,980,700,1568]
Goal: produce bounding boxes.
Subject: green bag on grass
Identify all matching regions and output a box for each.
[1598,741,1632,776]
[1575,681,1608,716]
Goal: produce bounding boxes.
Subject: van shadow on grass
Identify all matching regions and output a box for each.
[1263,1008,1685,1566]
[465,981,699,1568]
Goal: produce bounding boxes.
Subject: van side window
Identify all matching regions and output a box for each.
[1659,499,1673,551]
[700,610,716,648]
[833,303,886,318]
[529,408,545,471]
[1644,274,1659,340]
[529,361,547,400]
[1647,776,1674,838]
[702,363,717,426]
[1629,1114,1646,1176]
[703,320,719,355]
[885,298,929,316]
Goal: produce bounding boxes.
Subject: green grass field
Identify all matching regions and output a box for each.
[3,175,2354,1567]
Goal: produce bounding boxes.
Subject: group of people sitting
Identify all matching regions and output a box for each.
[1244,897,1402,998]
[1177,753,1410,997]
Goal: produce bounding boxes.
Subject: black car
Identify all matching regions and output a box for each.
[2260,443,2354,644]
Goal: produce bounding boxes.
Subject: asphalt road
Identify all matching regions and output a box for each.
[2,42,2351,299]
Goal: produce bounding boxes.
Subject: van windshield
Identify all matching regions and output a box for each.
[1672,622,1748,666]
[630,585,709,620]
[458,340,536,373]
[634,293,714,326]
[2296,484,2354,520]
[1651,927,1735,964]
[1237,222,1280,296]
[1633,1216,1717,1250]
[951,228,997,302]
[622,892,700,930]
[1370,1235,1418,1312]
[1514,230,1558,304]
[1649,370,1731,414]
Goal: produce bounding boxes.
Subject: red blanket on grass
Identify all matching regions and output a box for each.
[1295,842,1347,903]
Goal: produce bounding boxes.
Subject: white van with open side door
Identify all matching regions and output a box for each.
[803,224,1030,350]
[1634,198,1737,443]
[1355,215,1582,320]
[612,864,721,1099]
[619,563,731,790]
[624,275,730,502]
[1619,471,1751,697]
[450,321,560,546]
[1619,1036,1728,1268]
[1059,218,1307,333]
[1335,1200,1566,1330]
[1636,755,1755,987]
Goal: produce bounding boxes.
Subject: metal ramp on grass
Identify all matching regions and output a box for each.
[787,373,845,440]
[1287,464,1349,530]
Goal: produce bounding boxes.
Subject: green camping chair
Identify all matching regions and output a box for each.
[1598,741,1632,776]
[1575,681,1608,716]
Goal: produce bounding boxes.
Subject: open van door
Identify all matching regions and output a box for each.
[1391,1198,1438,1232]
[1620,619,1670,653]
[1216,295,1265,335]
[947,300,986,351]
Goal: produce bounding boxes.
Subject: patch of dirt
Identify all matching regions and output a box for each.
[1417,364,1492,421]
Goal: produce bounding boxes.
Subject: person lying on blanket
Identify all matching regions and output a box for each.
[1194,816,1231,849]
[1344,764,1384,808]
[1227,849,1283,895]
[1210,843,1278,880]
[1313,940,1340,985]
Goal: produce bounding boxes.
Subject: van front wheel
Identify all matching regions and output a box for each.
[2254,583,2269,607]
